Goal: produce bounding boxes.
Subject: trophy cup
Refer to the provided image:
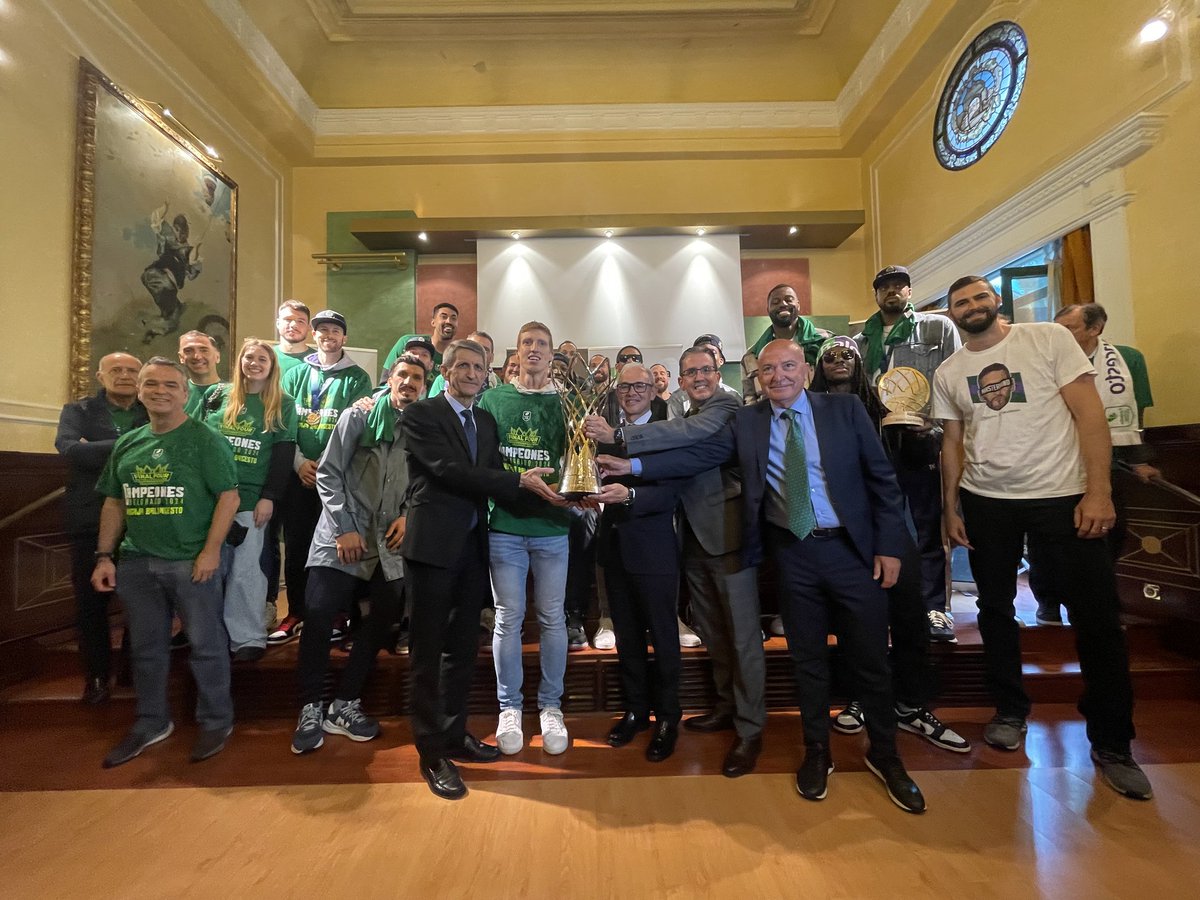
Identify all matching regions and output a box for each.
[549,351,617,499]
[877,366,932,427]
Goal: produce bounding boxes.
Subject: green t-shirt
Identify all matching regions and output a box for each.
[184,381,219,418]
[274,345,311,377]
[1115,345,1154,416]
[477,384,571,536]
[97,419,238,560]
[382,333,443,384]
[203,389,299,511]
[109,404,139,437]
[281,360,374,461]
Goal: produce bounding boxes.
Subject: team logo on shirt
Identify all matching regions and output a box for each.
[522,410,532,422]
[968,363,1026,411]
[133,463,172,485]
[151,448,164,459]
[507,425,540,448]
[225,417,256,436]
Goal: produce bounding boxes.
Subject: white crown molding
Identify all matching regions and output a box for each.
[906,112,1168,301]
[200,0,925,143]
[316,101,840,136]
[835,0,931,124]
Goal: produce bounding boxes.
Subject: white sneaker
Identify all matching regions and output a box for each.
[769,615,786,637]
[593,618,617,651]
[539,707,569,755]
[496,708,523,755]
[678,618,702,648]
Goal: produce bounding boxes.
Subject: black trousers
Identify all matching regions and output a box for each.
[281,474,322,620]
[407,526,490,762]
[69,534,114,681]
[565,509,599,625]
[767,524,898,760]
[603,537,682,723]
[960,490,1135,751]
[296,566,404,707]
[894,460,948,615]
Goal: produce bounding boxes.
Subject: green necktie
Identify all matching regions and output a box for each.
[781,409,817,540]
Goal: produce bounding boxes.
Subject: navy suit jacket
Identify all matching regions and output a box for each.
[640,392,907,570]
[400,394,520,567]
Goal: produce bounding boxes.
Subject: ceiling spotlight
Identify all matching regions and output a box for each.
[604,229,614,238]
[204,145,218,158]
[417,232,428,241]
[511,231,521,240]
[162,107,173,118]
[788,225,799,236]
[695,227,706,237]
[1139,16,1169,43]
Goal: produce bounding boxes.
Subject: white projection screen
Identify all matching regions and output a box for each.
[476,236,747,377]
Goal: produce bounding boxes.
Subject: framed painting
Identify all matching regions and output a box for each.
[70,59,237,398]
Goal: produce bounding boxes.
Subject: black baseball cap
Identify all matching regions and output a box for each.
[692,333,724,356]
[310,309,348,334]
[872,266,911,290]
[404,337,436,357]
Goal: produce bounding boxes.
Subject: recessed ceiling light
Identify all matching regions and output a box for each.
[696,227,706,236]
[417,232,428,241]
[788,226,799,235]
[204,145,218,158]
[511,231,521,240]
[604,229,614,238]
[162,107,173,118]
[1139,17,1169,43]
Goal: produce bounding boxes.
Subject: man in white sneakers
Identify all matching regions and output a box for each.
[934,275,1151,801]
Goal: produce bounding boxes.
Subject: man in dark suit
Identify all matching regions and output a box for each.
[619,340,926,813]
[55,352,147,705]
[400,338,561,800]
[592,346,765,778]
[588,364,685,761]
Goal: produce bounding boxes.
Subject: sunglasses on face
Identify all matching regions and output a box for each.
[822,350,856,363]
[615,382,652,395]
[616,353,643,363]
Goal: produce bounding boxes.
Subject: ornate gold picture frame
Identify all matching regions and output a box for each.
[70,59,237,398]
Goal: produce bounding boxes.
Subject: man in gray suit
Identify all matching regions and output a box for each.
[590,345,765,777]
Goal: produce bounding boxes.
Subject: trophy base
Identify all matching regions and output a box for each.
[882,411,926,427]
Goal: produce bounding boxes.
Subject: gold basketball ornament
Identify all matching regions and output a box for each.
[877,366,931,427]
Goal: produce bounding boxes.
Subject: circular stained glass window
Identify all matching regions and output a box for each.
[934,21,1028,170]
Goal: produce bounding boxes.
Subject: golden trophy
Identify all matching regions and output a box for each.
[877,366,931,427]
[550,351,617,499]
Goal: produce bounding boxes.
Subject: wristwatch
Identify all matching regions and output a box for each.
[621,487,636,507]
[93,551,114,560]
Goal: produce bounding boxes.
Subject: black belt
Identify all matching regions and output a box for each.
[807,526,848,539]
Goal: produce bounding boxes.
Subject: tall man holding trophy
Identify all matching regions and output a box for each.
[854,266,962,642]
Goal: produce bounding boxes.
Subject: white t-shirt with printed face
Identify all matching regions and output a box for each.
[932,322,1095,500]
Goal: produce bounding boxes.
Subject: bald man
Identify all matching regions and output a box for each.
[56,352,149,704]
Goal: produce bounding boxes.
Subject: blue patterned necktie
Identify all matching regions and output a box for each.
[461,407,478,462]
[781,409,816,540]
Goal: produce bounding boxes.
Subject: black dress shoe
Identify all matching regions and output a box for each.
[420,757,467,800]
[722,735,762,778]
[865,756,926,814]
[81,677,110,706]
[646,720,679,762]
[447,733,501,763]
[683,711,735,733]
[607,711,652,747]
[795,744,834,801]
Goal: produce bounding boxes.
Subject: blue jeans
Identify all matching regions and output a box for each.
[488,532,569,710]
[118,555,233,733]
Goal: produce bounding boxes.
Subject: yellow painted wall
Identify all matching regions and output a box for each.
[290,157,865,316]
[0,0,288,452]
[861,0,1199,425]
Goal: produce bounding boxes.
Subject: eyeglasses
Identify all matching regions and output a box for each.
[615,382,652,394]
[616,353,643,363]
[680,365,718,378]
[822,350,856,364]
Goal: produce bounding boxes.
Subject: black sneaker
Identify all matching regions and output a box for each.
[896,704,971,753]
[291,702,325,754]
[81,677,110,706]
[191,725,233,762]
[1091,748,1153,800]
[323,698,381,742]
[103,721,174,768]
[832,701,865,735]
[567,622,588,651]
[927,610,957,643]
[1036,603,1064,626]
[983,714,1028,751]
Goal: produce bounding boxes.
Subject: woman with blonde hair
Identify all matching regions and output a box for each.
[201,338,298,660]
